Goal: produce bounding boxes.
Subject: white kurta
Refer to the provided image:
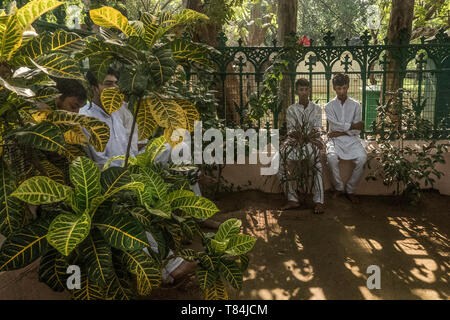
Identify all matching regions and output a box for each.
[324,97,366,160]
[79,102,139,168]
[280,101,324,204]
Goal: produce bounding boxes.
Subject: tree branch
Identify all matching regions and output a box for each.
[124,96,142,168]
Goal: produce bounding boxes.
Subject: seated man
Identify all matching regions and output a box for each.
[325,73,367,203]
[36,78,87,113]
[80,68,196,284]
[55,78,87,113]
[279,78,325,214]
[79,68,139,168]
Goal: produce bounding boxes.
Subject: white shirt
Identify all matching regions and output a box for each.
[286,101,322,133]
[284,101,323,161]
[325,97,366,160]
[79,101,139,168]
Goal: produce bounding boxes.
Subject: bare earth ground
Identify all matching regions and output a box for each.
[149,190,450,300]
[1,190,448,300]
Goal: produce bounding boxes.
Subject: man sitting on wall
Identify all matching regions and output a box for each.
[325,73,367,204]
[279,78,325,214]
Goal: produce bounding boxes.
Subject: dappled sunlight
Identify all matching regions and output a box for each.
[221,190,449,300]
[410,258,438,284]
[243,208,281,242]
[283,259,314,282]
[358,286,382,300]
[411,289,447,300]
[344,257,365,279]
[394,238,428,255]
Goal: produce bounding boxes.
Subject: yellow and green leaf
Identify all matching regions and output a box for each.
[46,211,91,256]
[101,87,124,115]
[89,6,137,38]
[11,175,72,205]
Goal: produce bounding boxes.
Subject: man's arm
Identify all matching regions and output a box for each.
[345,102,363,136]
[325,103,353,132]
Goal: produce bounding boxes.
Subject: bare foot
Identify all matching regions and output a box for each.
[198,219,221,229]
[346,193,360,204]
[281,201,300,210]
[313,203,325,214]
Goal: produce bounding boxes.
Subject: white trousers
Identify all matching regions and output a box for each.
[143,232,184,284]
[326,151,367,194]
[279,145,324,204]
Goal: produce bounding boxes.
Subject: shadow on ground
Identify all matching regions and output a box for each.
[150,189,450,300]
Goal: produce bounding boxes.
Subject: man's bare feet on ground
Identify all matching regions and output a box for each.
[313,203,325,214]
[281,200,300,210]
[346,193,360,204]
[198,219,221,229]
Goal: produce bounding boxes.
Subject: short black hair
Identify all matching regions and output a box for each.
[295,78,310,89]
[332,73,350,86]
[54,78,87,101]
[86,67,120,87]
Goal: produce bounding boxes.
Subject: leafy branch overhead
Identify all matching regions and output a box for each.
[82,6,213,147]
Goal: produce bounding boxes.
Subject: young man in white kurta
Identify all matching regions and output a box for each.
[325,73,367,202]
[280,78,325,213]
[81,70,194,284]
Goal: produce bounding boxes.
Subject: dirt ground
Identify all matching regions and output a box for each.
[149,190,450,300]
[1,190,448,300]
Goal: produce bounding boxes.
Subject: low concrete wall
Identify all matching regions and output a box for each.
[221,140,450,196]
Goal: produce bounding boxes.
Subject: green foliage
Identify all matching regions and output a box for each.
[0,3,256,301]
[366,89,449,204]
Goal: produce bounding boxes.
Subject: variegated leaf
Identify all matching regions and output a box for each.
[89,6,137,37]
[95,214,148,251]
[11,175,72,205]
[38,248,68,292]
[214,218,242,242]
[171,196,219,219]
[120,249,161,295]
[101,87,124,115]
[136,97,158,141]
[69,156,101,213]
[15,0,63,29]
[0,163,23,237]
[46,211,91,256]
[32,53,83,80]
[225,234,256,256]
[0,217,50,271]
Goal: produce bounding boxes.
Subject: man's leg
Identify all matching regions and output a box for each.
[279,159,300,209]
[326,151,344,193]
[312,159,325,213]
[143,232,196,284]
[345,153,367,203]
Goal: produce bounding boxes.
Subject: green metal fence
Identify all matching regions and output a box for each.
[186,30,450,138]
[14,1,450,138]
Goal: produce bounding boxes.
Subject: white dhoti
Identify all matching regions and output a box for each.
[326,145,367,194]
[279,143,324,204]
[325,97,368,194]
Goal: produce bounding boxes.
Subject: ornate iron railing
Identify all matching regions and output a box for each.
[186,30,450,138]
[8,1,449,138]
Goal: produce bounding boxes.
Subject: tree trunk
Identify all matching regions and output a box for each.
[277,0,297,129]
[185,0,239,125]
[385,0,415,97]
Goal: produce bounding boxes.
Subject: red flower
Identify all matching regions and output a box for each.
[297,35,310,46]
